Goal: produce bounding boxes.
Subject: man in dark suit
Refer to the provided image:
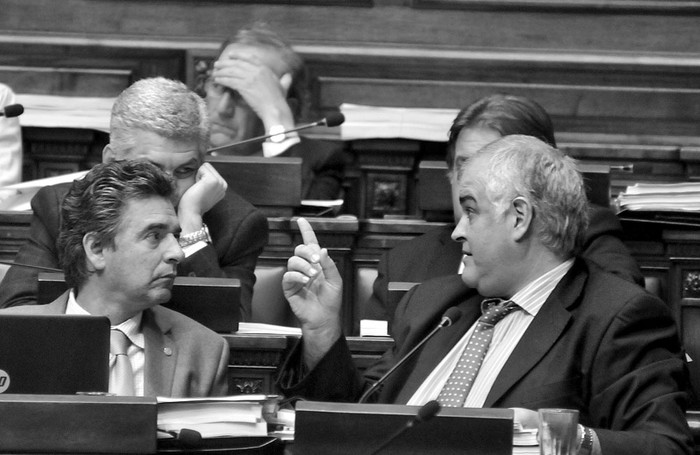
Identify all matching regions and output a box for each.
[278,135,693,455]
[205,23,345,200]
[2,161,229,397]
[0,77,268,319]
[364,94,643,326]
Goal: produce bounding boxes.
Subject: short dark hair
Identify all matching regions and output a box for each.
[219,22,310,121]
[446,94,556,170]
[57,160,175,289]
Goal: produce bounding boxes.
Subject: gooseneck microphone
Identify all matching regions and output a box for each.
[358,307,463,403]
[0,260,61,273]
[207,112,345,155]
[367,400,441,455]
[0,104,24,118]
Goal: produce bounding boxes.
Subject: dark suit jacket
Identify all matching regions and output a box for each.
[280,138,345,200]
[0,183,268,320]
[279,259,693,455]
[1,291,229,397]
[363,204,644,327]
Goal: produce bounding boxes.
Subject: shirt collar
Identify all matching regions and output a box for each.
[66,289,145,350]
[509,258,575,317]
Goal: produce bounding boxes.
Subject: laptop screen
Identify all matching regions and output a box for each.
[0,313,110,394]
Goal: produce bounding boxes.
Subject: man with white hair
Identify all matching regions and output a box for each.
[278,135,693,455]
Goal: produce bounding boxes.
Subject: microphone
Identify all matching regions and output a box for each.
[358,307,462,403]
[207,112,345,155]
[367,400,441,455]
[0,104,24,118]
[157,428,202,447]
[0,260,62,273]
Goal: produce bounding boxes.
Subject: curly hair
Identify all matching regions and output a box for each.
[57,160,175,289]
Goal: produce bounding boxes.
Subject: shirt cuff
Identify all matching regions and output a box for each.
[262,136,301,157]
[181,240,208,258]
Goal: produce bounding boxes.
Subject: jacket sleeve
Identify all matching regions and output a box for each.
[176,203,269,322]
[0,186,63,308]
[588,293,693,455]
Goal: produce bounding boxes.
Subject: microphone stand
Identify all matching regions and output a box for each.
[207,113,344,156]
[358,309,461,403]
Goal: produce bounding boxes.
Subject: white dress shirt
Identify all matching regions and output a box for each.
[66,290,146,396]
[408,259,574,407]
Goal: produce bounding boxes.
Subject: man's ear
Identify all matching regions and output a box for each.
[280,73,293,95]
[510,196,534,242]
[83,232,106,272]
[102,144,116,163]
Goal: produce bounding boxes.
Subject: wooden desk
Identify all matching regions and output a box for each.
[224,334,393,396]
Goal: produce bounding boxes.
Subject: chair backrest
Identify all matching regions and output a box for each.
[251,265,298,327]
[388,282,420,317]
[206,155,302,217]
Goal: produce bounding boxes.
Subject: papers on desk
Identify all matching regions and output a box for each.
[0,170,88,211]
[157,395,273,439]
[616,182,700,212]
[235,322,301,336]
[16,93,113,132]
[339,103,458,142]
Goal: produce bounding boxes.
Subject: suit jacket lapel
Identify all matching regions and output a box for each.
[484,260,587,407]
[142,308,177,397]
[391,277,482,403]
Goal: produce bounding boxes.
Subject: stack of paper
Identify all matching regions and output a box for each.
[360,319,389,337]
[512,421,538,454]
[235,322,301,336]
[339,103,458,142]
[156,395,271,439]
[15,94,113,132]
[617,182,700,212]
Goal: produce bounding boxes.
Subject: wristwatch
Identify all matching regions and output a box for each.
[178,223,212,248]
[578,424,593,455]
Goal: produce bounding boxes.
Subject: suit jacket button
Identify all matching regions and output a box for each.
[163,347,173,356]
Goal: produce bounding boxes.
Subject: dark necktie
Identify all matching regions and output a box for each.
[109,328,135,396]
[437,298,519,407]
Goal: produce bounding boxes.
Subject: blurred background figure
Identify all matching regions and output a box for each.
[0,82,22,186]
[205,23,345,200]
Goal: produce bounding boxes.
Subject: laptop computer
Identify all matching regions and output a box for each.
[37,273,241,333]
[294,401,513,455]
[0,313,110,394]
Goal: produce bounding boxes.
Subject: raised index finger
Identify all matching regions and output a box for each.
[296,217,318,246]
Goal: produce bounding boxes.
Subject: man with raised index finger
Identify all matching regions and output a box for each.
[277,136,693,455]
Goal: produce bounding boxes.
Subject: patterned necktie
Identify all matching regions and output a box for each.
[437,298,519,407]
[109,328,135,396]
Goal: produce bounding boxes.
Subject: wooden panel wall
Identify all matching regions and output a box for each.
[3,1,700,142]
[4,1,700,214]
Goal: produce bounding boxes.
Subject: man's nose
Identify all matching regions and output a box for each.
[165,234,185,265]
[451,216,468,243]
